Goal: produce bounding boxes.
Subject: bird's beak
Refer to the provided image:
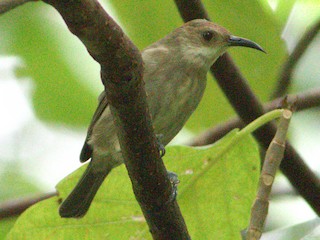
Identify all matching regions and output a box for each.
[228,36,265,53]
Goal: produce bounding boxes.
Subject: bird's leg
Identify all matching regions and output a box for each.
[155,134,179,202]
[166,171,180,203]
[156,134,166,157]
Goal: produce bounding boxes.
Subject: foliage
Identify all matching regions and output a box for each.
[1,0,320,239]
[0,163,42,239]
[7,130,260,239]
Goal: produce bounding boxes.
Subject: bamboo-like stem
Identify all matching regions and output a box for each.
[246,110,292,240]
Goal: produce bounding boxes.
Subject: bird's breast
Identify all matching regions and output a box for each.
[145,71,207,145]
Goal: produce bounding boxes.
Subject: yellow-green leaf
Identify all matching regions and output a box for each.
[7,130,259,239]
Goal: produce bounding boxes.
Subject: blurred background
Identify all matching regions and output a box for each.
[0,0,319,234]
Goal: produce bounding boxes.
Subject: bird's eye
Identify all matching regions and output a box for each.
[202,31,214,41]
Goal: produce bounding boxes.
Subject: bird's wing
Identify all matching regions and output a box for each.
[80,44,169,162]
[80,91,109,162]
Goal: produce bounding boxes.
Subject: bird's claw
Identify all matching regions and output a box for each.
[156,134,166,157]
[166,171,180,203]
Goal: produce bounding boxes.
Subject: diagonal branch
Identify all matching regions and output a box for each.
[174,0,320,214]
[272,17,320,99]
[190,88,320,146]
[0,192,56,219]
[42,0,189,238]
[0,0,36,14]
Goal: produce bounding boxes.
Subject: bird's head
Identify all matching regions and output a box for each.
[168,19,264,69]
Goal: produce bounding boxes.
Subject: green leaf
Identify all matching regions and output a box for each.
[168,132,260,239]
[108,0,183,50]
[258,0,296,27]
[0,3,97,127]
[7,129,260,239]
[274,0,296,26]
[0,218,17,240]
[0,163,41,201]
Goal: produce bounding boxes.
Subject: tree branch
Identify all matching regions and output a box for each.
[174,0,320,214]
[190,88,320,146]
[0,0,37,14]
[246,110,292,240]
[0,192,56,219]
[272,17,320,99]
[42,0,190,238]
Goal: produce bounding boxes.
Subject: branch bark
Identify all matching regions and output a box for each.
[246,110,292,240]
[0,0,36,14]
[174,0,320,214]
[0,192,56,219]
[190,88,320,146]
[42,0,190,238]
[272,17,320,99]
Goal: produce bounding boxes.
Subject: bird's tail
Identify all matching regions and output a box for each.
[58,161,112,218]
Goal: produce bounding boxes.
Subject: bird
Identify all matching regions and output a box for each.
[59,19,264,218]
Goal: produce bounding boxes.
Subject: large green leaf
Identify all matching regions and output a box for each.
[7,129,260,239]
[258,0,296,27]
[0,218,17,240]
[273,0,296,26]
[107,1,183,50]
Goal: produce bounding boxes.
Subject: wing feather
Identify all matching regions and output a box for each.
[80,91,108,162]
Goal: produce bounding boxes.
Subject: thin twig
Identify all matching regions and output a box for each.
[174,0,320,214]
[0,192,56,219]
[272,17,320,99]
[190,88,320,146]
[246,109,292,240]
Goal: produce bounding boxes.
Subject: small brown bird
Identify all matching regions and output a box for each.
[59,19,264,218]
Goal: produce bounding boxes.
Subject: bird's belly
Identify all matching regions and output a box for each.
[152,105,194,145]
[147,78,206,145]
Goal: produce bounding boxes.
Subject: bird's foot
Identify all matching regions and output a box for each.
[156,134,166,157]
[166,171,180,203]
